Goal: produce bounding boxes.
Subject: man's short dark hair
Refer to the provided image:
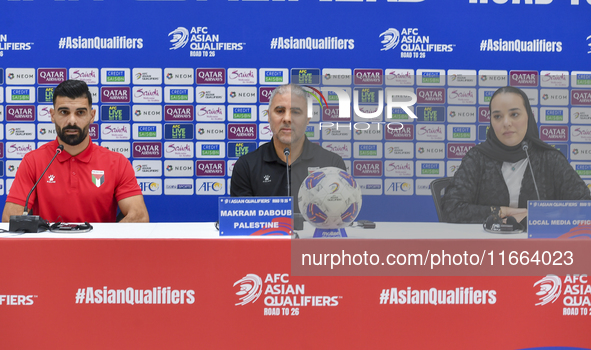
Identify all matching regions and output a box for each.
[53,79,93,106]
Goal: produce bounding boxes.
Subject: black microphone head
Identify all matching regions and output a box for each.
[284,147,290,156]
[57,145,64,153]
[521,141,528,151]
[484,214,500,231]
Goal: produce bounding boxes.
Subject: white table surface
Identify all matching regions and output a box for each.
[0,221,527,239]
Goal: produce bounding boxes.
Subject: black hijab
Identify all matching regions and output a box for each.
[475,86,557,163]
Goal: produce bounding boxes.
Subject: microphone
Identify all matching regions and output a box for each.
[283,147,302,232]
[483,214,524,233]
[9,145,64,233]
[284,147,290,197]
[522,141,540,200]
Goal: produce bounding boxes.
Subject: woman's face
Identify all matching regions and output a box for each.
[490,92,529,147]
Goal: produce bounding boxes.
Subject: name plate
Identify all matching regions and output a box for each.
[218,197,293,236]
[527,200,591,238]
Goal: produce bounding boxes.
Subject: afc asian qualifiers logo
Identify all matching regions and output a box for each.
[169,27,189,50]
[587,35,591,54]
[234,274,263,306]
[534,275,561,306]
[380,28,400,51]
[533,274,591,316]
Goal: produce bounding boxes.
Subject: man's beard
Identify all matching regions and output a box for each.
[56,124,88,146]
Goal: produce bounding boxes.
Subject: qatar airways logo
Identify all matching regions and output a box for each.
[133,142,162,158]
[447,143,475,159]
[479,107,490,122]
[196,160,225,176]
[417,88,445,104]
[101,87,130,103]
[196,68,225,84]
[354,69,383,85]
[540,126,568,142]
[385,124,413,140]
[6,106,35,121]
[510,71,538,87]
[165,105,194,122]
[572,90,591,105]
[259,87,275,103]
[228,124,256,140]
[353,161,382,177]
[38,68,66,84]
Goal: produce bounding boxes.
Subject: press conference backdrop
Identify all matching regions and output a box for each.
[0,0,590,222]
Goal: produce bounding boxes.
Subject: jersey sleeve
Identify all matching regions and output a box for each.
[6,153,38,207]
[114,155,142,202]
[230,157,254,197]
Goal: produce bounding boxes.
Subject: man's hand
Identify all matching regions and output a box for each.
[500,206,527,224]
[2,202,26,222]
[117,195,150,223]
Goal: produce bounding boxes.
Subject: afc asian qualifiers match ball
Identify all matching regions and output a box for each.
[298,167,362,229]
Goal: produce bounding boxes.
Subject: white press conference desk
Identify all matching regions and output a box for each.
[1,221,586,350]
[0,222,527,239]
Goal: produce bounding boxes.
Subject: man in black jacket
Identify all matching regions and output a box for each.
[230,84,346,212]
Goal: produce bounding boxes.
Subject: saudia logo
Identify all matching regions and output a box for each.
[324,144,349,152]
[134,88,160,98]
[572,127,591,137]
[166,143,191,153]
[229,70,255,80]
[449,90,474,99]
[103,125,128,134]
[71,70,97,80]
[198,107,223,116]
[386,162,411,171]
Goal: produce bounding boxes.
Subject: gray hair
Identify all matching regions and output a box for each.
[268,83,309,109]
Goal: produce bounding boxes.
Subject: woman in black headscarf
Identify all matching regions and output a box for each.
[442,86,590,224]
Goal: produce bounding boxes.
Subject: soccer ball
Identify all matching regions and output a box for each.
[298,167,362,229]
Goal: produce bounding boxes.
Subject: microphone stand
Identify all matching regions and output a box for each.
[284,147,302,234]
[9,145,64,233]
[522,141,540,200]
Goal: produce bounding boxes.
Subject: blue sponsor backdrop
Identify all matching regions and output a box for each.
[1,1,591,222]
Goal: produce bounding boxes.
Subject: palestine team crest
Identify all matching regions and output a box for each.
[92,170,105,188]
